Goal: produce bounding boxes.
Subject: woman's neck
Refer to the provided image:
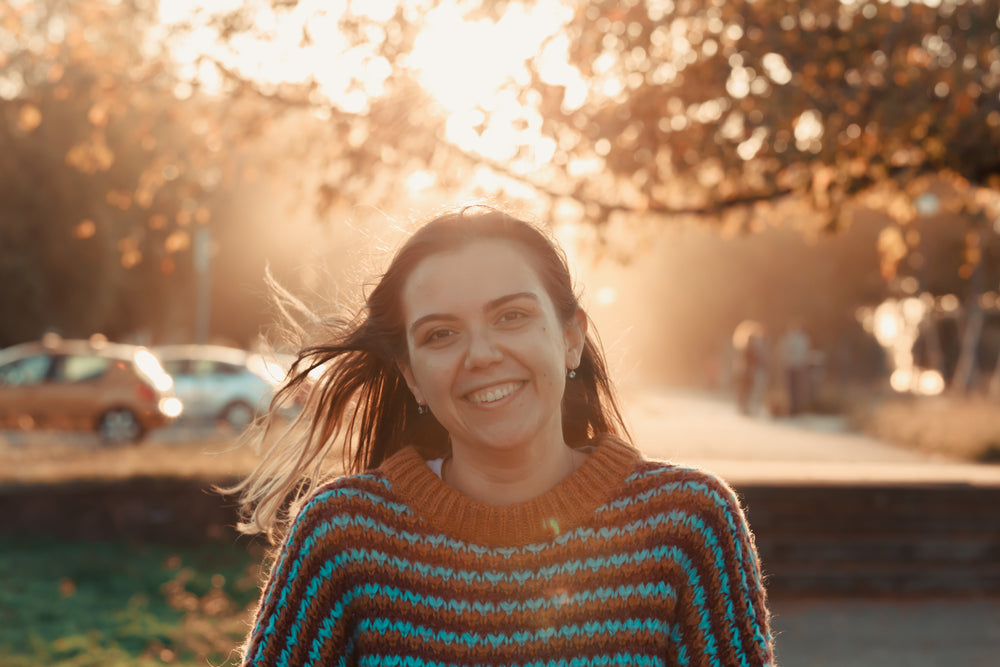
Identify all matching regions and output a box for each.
[443,441,587,505]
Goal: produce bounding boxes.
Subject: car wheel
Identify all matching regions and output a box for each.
[97,408,144,445]
[221,401,255,430]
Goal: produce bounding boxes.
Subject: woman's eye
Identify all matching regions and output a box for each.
[424,329,454,344]
[498,310,527,324]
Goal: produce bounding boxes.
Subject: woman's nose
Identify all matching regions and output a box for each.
[464,328,503,369]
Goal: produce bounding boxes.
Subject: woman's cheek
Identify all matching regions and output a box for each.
[420,352,457,384]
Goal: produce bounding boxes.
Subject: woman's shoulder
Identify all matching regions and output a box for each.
[622,457,746,514]
[288,468,400,528]
[585,436,740,505]
[631,456,735,485]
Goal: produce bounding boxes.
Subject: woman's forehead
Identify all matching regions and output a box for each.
[401,240,549,317]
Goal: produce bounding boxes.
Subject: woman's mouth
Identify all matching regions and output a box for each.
[465,381,525,405]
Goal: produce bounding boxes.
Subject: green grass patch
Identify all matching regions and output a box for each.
[0,538,265,667]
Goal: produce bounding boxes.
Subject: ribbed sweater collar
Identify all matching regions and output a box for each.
[378,437,642,547]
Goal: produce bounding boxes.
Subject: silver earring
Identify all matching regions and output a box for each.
[567,368,576,379]
[417,403,426,415]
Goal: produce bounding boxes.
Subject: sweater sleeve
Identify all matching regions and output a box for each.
[242,485,355,667]
[665,471,775,667]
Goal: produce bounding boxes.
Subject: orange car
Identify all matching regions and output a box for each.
[0,335,182,444]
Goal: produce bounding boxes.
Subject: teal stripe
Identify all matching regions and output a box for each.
[352,616,668,649]
[310,579,675,617]
[356,653,666,667]
[604,477,729,518]
[669,623,688,666]
[304,614,674,666]
[288,542,705,588]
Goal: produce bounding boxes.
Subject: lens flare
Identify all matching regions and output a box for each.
[134,349,174,391]
[866,297,944,396]
[160,397,184,418]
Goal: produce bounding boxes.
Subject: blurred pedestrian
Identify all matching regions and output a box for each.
[732,320,769,417]
[228,207,774,665]
[779,321,811,416]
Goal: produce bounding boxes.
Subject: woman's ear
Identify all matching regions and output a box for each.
[397,361,424,405]
[564,308,588,369]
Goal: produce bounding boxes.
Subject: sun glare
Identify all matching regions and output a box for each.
[158,0,381,110]
[408,0,576,166]
[159,1,581,183]
[866,297,945,397]
[409,2,568,112]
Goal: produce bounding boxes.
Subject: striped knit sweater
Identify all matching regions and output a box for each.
[243,437,774,666]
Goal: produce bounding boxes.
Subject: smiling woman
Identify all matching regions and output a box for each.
[226,206,774,666]
[397,239,588,504]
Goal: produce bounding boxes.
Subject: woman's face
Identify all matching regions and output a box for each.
[399,239,585,459]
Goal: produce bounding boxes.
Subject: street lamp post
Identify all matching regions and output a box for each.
[193,226,211,344]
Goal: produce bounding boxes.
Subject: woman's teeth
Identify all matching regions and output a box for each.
[469,382,522,404]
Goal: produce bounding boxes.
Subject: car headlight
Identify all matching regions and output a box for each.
[159,397,183,418]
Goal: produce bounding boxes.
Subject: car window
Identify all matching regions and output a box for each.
[0,355,52,386]
[57,354,111,382]
[188,359,213,376]
[162,359,189,375]
[189,360,242,376]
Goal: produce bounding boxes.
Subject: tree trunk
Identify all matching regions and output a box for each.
[951,306,983,393]
[989,352,1000,399]
[951,225,986,394]
[918,312,946,377]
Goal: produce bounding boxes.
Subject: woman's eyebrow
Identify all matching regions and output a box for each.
[408,292,540,336]
[409,312,458,337]
[484,291,539,312]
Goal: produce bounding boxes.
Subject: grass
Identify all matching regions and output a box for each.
[0,538,265,667]
[0,426,289,666]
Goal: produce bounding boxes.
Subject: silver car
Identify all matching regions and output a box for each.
[154,345,285,430]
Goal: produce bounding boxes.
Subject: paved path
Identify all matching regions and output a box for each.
[769,595,1000,666]
[621,388,1000,665]
[622,388,1000,485]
